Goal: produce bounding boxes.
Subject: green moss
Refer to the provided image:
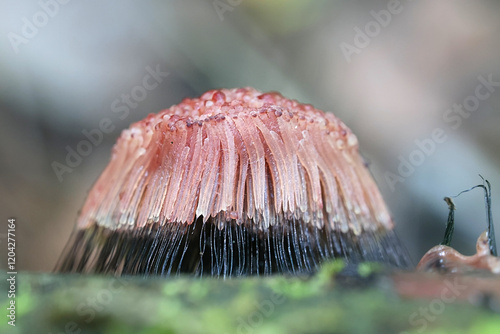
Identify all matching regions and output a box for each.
[469,315,500,334]
[187,280,210,301]
[357,262,383,277]
[162,279,188,297]
[201,307,233,334]
[139,325,175,334]
[12,269,500,334]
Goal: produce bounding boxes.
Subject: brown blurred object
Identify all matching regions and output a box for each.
[417,231,500,274]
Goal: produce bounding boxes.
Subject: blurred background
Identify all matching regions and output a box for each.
[1,0,499,271]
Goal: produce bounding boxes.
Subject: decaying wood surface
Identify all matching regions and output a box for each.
[3,261,500,334]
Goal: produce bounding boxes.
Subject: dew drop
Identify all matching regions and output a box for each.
[212,91,226,104]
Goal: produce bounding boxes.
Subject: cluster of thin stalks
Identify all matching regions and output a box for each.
[58,215,411,277]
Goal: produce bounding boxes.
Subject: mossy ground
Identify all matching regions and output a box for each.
[2,261,500,334]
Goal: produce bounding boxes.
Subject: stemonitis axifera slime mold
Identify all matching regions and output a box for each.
[57,87,411,277]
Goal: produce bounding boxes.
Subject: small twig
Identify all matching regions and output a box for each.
[440,197,455,246]
[481,177,497,256]
[445,176,497,256]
